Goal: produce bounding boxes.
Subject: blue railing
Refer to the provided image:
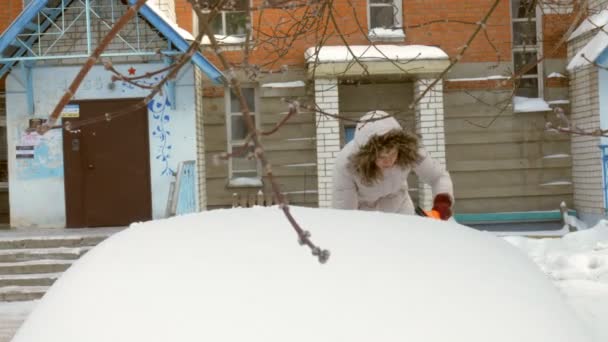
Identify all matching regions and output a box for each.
[601,145,608,211]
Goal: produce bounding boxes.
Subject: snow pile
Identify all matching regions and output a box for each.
[504,222,608,341]
[11,207,591,342]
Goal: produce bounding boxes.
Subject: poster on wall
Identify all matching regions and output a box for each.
[15,122,64,180]
[61,104,80,118]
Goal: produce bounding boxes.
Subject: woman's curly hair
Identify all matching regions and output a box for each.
[349,129,420,185]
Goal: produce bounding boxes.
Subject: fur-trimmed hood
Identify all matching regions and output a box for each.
[353,110,402,148]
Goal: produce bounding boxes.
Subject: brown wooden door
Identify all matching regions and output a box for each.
[63,99,152,228]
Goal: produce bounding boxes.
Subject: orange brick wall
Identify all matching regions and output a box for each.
[174,0,193,34]
[543,13,575,59]
[0,0,23,90]
[0,0,22,33]
[176,0,574,71]
[403,0,512,63]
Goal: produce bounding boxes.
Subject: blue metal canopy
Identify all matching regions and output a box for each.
[0,0,223,83]
[128,0,223,83]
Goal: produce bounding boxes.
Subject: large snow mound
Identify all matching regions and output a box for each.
[12,207,591,342]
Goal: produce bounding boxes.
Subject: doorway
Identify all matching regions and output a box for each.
[63,99,152,227]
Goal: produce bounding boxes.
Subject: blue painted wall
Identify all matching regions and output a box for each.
[6,62,199,227]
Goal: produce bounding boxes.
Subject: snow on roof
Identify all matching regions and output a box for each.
[202,35,247,45]
[447,75,509,82]
[543,153,571,159]
[261,81,306,88]
[568,8,608,41]
[145,2,194,41]
[368,28,405,39]
[513,96,551,113]
[567,29,608,71]
[547,72,566,78]
[228,177,263,187]
[305,45,448,63]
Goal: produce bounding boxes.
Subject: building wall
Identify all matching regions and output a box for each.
[443,88,573,213]
[189,1,576,214]
[567,31,605,225]
[174,0,193,33]
[201,70,318,208]
[195,68,208,209]
[5,62,198,227]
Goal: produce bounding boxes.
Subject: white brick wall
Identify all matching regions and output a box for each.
[195,69,207,210]
[568,32,605,219]
[148,0,177,24]
[314,78,340,208]
[414,78,446,209]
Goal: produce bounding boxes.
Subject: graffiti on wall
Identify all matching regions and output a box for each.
[15,128,64,180]
[121,76,175,176]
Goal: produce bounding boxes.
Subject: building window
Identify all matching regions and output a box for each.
[344,125,356,145]
[367,0,405,41]
[210,0,248,37]
[511,0,542,98]
[226,87,261,184]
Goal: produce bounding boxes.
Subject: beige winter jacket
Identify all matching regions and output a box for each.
[331,111,453,214]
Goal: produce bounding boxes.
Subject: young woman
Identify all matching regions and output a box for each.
[331,110,454,220]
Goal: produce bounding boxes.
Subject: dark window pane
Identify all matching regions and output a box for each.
[210,15,224,35]
[230,88,255,112]
[512,0,537,19]
[231,115,255,140]
[370,6,395,29]
[513,21,536,46]
[344,126,355,144]
[225,11,248,36]
[515,78,539,98]
[370,0,393,3]
[514,51,538,75]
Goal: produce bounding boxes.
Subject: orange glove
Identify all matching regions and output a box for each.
[432,193,453,220]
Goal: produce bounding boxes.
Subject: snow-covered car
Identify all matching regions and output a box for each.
[11,207,592,342]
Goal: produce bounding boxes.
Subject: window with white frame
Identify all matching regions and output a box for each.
[511,0,542,98]
[210,0,249,38]
[226,87,261,183]
[368,0,404,41]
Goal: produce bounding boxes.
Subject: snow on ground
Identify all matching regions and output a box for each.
[2,208,607,342]
[0,301,37,342]
[504,222,608,342]
[8,207,594,342]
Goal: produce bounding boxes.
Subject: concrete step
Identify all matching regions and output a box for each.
[0,235,107,250]
[0,286,47,302]
[0,260,73,275]
[0,246,91,262]
[0,273,60,287]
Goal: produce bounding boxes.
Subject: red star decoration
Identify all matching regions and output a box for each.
[128,67,136,75]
